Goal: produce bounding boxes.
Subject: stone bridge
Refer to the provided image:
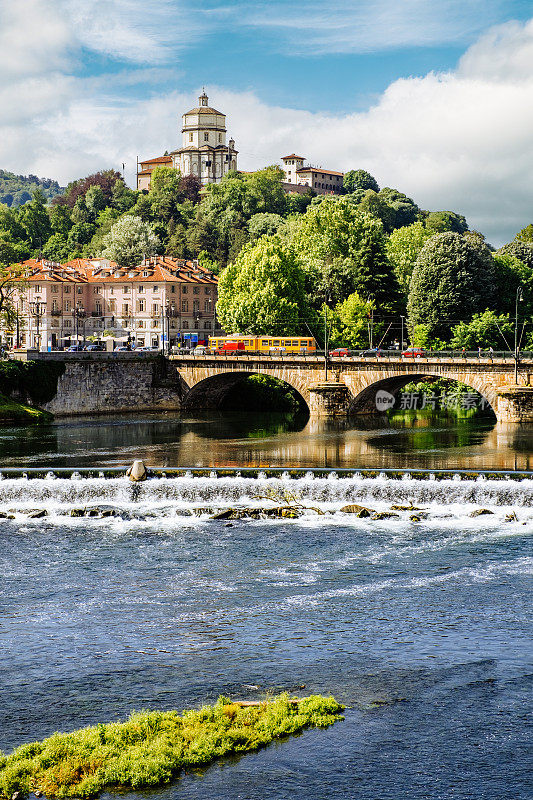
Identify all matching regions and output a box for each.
[172,353,533,423]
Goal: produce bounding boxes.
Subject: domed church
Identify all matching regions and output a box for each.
[137,91,238,190]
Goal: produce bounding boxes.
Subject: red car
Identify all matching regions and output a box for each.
[402,347,426,358]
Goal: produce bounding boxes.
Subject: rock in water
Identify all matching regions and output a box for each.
[340,504,374,517]
[126,460,147,482]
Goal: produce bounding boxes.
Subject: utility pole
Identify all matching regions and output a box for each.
[515,286,523,384]
[324,302,328,381]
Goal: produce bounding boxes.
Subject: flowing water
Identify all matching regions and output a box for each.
[1,467,531,799]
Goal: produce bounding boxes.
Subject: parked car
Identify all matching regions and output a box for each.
[84,343,105,352]
[329,348,361,358]
[138,346,159,351]
[66,344,84,352]
[361,348,381,358]
[193,345,211,355]
[402,347,426,359]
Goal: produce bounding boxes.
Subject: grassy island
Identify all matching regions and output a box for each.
[0,694,344,799]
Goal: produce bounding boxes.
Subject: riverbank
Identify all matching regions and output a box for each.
[0,393,52,424]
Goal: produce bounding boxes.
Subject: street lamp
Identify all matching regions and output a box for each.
[72,305,85,347]
[400,315,405,354]
[514,286,523,384]
[30,300,44,350]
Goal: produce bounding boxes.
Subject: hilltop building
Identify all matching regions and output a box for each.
[281,154,343,194]
[137,91,238,190]
[5,257,222,351]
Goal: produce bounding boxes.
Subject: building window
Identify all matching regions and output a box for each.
[189,132,193,142]
[204,132,209,142]
[153,285,159,292]
[123,286,129,293]
[138,300,145,312]
[51,285,58,293]
[65,300,72,312]
[152,320,158,328]
[52,300,59,312]
[123,304,130,315]
[93,286,101,294]
[137,321,144,329]
[64,319,71,328]
[109,287,114,294]
[171,285,176,293]
[194,321,199,329]
[182,286,187,293]
[218,133,222,142]
[77,287,83,294]
[205,320,211,329]
[95,301,102,314]
[109,300,116,313]
[64,286,70,293]
[193,300,199,313]
[204,300,211,312]
[193,286,199,294]
[204,287,210,294]
[181,300,188,312]
[138,285,144,293]
[34,285,41,293]
[183,320,189,329]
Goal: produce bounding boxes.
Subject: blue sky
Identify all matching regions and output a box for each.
[2,0,533,243]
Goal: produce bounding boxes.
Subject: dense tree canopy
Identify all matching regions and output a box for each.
[450,310,514,350]
[407,232,495,341]
[101,215,160,266]
[343,169,379,193]
[216,236,310,335]
[290,196,402,311]
[386,221,434,292]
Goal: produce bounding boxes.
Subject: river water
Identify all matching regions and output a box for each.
[0,412,531,799]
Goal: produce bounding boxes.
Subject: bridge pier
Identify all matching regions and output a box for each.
[496,386,533,423]
[307,383,351,416]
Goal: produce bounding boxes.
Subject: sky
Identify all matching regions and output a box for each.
[1,0,533,245]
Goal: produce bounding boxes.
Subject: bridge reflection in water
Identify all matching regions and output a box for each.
[2,411,533,472]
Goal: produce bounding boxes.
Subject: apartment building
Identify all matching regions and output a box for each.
[7,256,221,351]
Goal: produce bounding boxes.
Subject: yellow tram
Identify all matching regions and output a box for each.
[208,335,316,354]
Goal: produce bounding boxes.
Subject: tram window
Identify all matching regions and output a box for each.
[291,340,298,346]
[261,340,269,346]
[284,340,291,346]
[273,340,280,346]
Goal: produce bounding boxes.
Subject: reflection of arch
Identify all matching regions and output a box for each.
[346,373,497,416]
[181,371,309,413]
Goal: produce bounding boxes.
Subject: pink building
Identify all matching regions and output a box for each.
[7,256,221,350]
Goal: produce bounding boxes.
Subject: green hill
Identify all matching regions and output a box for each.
[0,169,64,207]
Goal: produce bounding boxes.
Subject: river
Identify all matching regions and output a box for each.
[0,411,531,799]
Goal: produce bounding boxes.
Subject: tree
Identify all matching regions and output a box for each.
[492,253,533,319]
[291,196,402,311]
[515,224,533,243]
[49,204,72,236]
[111,180,136,212]
[216,236,310,335]
[248,213,285,240]
[386,221,433,292]
[407,232,495,340]
[17,189,51,249]
[450,310,514,350]
[100,215,160,266]
[67,222,96,251]
[424,211,468,234]
[59,170,123,208]
[343,169,379,193]
[378,187,420,230]
[0,261,27,327]
[71,196,91,224]
[42,233,70,262]
[497,239,533,270]
[85,185,106,217]
[329,293,374,348]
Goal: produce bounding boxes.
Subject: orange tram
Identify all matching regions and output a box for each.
[208,335,317,354]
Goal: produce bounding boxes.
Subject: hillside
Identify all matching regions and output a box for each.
[0,169,64,207]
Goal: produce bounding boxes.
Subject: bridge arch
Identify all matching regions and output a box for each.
[344,372,498,416]
[180,370,310,413]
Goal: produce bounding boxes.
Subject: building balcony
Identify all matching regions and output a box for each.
[50,310,62,316]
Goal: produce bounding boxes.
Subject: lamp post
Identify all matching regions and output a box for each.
[324,300,329,381]
[30,300,44,350]
[400,315,405,353]
[72,305,85,347]
[514,286,523,384]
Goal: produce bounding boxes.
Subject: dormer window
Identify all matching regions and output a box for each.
[204,133,209,142]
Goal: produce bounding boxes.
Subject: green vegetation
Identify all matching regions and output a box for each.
[0,360,65,405]
[2,158,533,347]
[0,694,344,799]
[0,169,64,208]
[0,393,52,424]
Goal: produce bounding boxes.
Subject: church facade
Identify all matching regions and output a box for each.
[137,92,238,190]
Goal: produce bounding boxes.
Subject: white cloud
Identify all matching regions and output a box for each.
[235,0,506,54]
[1,7,533,245]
